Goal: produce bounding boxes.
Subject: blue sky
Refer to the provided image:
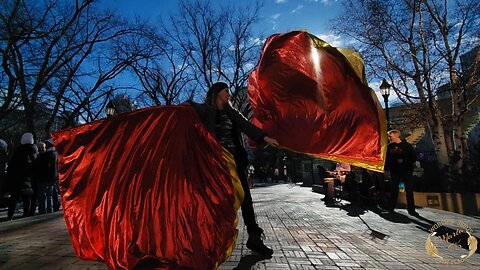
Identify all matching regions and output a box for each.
[100,0,343,46]
[261,0,343,46]
[98,0,390,102]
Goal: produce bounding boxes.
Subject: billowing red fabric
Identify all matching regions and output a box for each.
[52,106,240,270]
[248,31,386,171]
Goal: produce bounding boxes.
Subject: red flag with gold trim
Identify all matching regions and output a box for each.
[52,106,243,270]
[248,31,387,171]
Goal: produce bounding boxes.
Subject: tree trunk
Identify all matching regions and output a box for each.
[462,133,470,162]
[427,99,449,166]
[24,104,36,138]
[451,80,465,171]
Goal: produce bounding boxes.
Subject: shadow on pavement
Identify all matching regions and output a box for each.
[378,211,411,224]
[325,200,428,225]
[339,203,367,217]
[368,206,411,224]
[328,202,390,240]
[408,213,436,233]
[358,215,389,240]
[232,254,272,270]
[323,200,367,217]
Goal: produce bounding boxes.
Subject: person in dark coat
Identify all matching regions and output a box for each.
[0,139,8,203]
[316,165,330,201]
[185,82,279,256]
[6,132,38,220]
[35,141,58,214]
[44,138,60,212]
[385,129,417,215]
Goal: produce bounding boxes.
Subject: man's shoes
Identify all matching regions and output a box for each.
[246,233,273,256]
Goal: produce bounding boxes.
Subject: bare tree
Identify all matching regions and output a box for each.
[129,26,196,106]
[161,0,263,109]
[54,83,115,128]
[0,0,144,137]
[46,21,155,130]
[422,0,480,168]
[332,0,480,170]
[223,2,264,112]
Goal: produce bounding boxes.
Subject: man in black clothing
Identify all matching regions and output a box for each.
[186,82,279,256]
[35,141,58,214]
[44,139,60,212]
[385,130,417,215]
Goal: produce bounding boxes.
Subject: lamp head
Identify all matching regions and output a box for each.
[106,100,115,116]
[380,79,391,97]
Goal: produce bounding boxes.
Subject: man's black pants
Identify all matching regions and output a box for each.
[234,154,263,235]
[388,172,415,213]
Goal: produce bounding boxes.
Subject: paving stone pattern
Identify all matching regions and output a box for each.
[0,184,479,269]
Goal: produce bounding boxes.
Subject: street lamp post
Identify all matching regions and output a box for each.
[380,78,392,130]
[106,100,115,117]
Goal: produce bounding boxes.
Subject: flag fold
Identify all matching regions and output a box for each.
[248,30,387,171]
[53,106,243,270]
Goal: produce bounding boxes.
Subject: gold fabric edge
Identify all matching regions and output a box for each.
[213,148,245,269]
[274,144,385,173]
[369,87,388,172]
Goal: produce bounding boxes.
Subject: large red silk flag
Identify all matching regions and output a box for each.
[52,106,244,270]
[248,31,387,171]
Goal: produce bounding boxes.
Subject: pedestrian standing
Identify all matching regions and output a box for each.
[35,141,58,214]
[0,139,8,201]
[6,133,38,220]
[385,130,417,215]
[45,138,60,212]
[273,168,280,183]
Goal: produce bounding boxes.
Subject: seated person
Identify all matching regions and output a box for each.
[334,162,351,183]
[333,163,361,203]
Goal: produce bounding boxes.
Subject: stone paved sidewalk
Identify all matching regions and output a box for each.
[0,183,479,269]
